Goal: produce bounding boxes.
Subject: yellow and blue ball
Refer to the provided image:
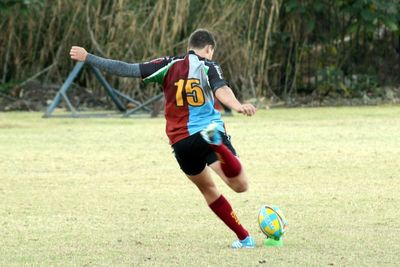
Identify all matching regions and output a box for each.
[258,205,287,240]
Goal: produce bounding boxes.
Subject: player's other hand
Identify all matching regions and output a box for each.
[70,46,88,62]
[238,103,257,116]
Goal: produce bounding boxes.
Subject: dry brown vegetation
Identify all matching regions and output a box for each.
[1,0,399,108]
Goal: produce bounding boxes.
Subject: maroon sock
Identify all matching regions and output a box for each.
[211,144,242,178]
[209,195,249,240]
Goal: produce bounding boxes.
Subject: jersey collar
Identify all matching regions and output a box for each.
[188,50,206,60]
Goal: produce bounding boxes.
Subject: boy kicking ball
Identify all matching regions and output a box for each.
[70,29,257,248]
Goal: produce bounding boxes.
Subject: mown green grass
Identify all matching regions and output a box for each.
[1,107,399,266]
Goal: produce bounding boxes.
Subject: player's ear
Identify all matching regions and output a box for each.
[207,45,215,59]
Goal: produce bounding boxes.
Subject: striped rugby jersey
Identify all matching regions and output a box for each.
[139,50,227,145]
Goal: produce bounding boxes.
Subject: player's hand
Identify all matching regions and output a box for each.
[238,103,256,116]
[70,46,88,62]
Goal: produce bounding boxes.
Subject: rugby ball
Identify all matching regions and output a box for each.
[258,205,287,240]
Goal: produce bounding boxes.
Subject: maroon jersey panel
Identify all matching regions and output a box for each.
[162,55,190,144]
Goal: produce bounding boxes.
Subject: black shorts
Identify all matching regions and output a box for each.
[172,132,237,176]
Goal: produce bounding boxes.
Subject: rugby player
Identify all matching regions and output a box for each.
[70,29,257,248]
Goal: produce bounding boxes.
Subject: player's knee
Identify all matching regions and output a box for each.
[233,181,248,193]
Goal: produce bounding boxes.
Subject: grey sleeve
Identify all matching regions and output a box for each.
[85,54,141,77]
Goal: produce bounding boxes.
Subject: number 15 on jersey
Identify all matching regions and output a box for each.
[175,79,205,107]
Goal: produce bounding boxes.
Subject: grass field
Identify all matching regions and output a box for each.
[1,107,400,266]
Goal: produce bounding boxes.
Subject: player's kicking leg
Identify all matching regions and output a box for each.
[208,160,248,193]
[201,123,249,192]
[186,167,255,249]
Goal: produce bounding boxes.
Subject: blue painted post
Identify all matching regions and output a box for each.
[123,93,164,117]
[90,66,126,112]
[43,62,85,118]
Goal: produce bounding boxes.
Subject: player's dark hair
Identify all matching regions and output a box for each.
[188,29,216,49]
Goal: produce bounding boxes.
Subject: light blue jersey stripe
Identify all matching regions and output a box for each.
[186,54,224,135]
[187,101,224,135]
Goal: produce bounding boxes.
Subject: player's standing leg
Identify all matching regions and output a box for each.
[186,167,255,248]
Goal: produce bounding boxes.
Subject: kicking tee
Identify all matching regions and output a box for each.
[140,50,227,144]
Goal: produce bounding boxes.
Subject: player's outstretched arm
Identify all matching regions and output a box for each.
[69,46,141,78]
[215,86,256,116]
